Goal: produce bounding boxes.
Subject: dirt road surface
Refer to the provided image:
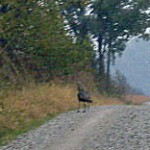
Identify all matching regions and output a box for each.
[1,106,150,150]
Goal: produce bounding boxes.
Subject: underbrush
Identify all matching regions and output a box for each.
[0,81,124,146]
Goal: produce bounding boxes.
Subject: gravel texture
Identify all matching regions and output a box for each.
[1,105,150,150]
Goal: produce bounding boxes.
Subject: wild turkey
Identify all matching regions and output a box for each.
[77,82,92,112]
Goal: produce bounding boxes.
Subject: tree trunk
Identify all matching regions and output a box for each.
[97,33,105,80]
[106,49,111,92]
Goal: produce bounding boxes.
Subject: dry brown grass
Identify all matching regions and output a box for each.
[126,95,150,105]
[0,83,76,129]
[0,82,124,144]
[93,94,125,106]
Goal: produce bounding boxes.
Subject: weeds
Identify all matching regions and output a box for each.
[0,82,124,146]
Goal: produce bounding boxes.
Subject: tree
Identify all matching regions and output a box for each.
[88,0,150,91]
[54,0,150,92]
[0,0,93,83]
[113,70,127,98]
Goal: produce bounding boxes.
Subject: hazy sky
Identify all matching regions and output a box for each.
[112,38,150,96]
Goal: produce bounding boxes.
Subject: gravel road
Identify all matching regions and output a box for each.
[1,105,150,150]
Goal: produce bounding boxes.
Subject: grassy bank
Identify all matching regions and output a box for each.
[0,82,124,145]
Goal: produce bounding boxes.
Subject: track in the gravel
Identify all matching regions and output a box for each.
[44,108,117,150]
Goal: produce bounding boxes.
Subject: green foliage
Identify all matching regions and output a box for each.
[1,0,149,91]
[58,0,91,42]
[0,0,93,83]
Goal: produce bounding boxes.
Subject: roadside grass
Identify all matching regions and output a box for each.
[0,82,125,146]
[126,95,150,105]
